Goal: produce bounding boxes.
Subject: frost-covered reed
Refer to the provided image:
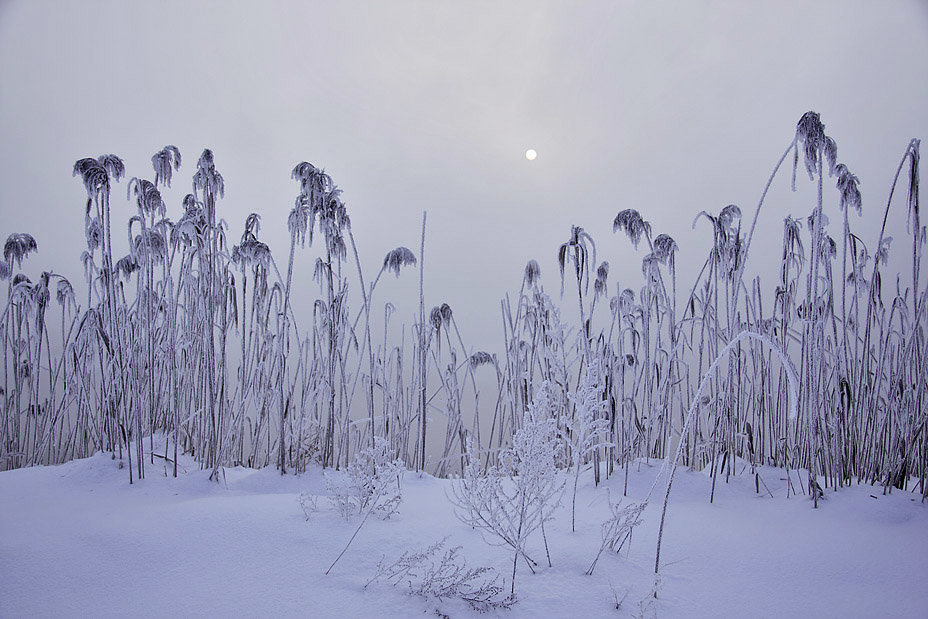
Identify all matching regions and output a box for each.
[0,112,924,506]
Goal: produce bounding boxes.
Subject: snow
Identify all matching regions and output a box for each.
[1,448,926,618]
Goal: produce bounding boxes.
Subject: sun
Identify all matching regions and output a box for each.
[525,149,537,161]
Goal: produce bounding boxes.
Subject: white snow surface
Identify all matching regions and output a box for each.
[2,448,926,618]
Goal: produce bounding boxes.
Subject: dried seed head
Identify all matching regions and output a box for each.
[128,177,166,218]
[97,154,125,183]
[3,233,38,268]
[116,254,140,280]
[193,149,224,197]
[794,111,836,183]
[524,259,541,286]
[469,351,497,369]
[653,234,678,264]
[73,157,109,198]
[835,164,862,215]
[383,247,416,277]
[718,204,742,234]
[430,306,443,331]
[906,139,920,229]
[151,145,181,187]
[594,261,609,297]
[613,209,651,249]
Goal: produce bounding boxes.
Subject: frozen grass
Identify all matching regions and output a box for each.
[1,113,925,503]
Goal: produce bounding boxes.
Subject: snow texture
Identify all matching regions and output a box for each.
[1,442,926,618]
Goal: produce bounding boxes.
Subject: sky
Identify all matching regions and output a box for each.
[1,0,926,351]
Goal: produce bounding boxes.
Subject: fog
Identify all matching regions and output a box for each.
[1,0,926,360]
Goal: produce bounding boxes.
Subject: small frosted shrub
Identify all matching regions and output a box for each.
[635,574,661,619]
[366,537,513,612]
[326,437,404,521]
[450,381,565,596]
[586,491,646,575]
[567,358,612,531]
[297,492,318,520]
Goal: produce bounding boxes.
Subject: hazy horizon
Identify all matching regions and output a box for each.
[2,0,927,352]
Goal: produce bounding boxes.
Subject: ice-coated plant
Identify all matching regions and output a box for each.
[326,436,404,522]
[635,574,662,619]
[324,437,406,575]
[585,492,646,576]
[567,357,612,532]
[450,381,565,597]
[365,537,513,612]
[297,491,318,520]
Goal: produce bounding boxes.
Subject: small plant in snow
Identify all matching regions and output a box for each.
[634,574,661,619]
[450,381,565,597]
[324,437,406,575]
[586,490,646,575]
[567,357,612,531]
[365,537,513,612]
[297,492,318,520]
[326,436,404,522]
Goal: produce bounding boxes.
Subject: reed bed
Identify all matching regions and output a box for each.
[1,112,924,503]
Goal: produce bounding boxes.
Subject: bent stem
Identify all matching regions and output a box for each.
[652,330,800,589]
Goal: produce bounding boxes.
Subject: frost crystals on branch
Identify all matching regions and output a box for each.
[324,437,406,575]
[450,381,565,597]
[326,436,404,521]
[366,537,513,612]
[297,492,318,520]
[567,357,612,532]
[586,490,646,576]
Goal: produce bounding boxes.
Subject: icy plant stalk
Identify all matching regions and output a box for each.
[366,537,513,612]
[326,436,404,521]
[586,490,646,576]
[324,437,405,574]
[568,357,611,532]
[450,381,564,597]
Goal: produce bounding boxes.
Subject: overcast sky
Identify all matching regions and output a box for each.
[1,0,926,349]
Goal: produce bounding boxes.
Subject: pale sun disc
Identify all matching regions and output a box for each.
[525,149,537,161]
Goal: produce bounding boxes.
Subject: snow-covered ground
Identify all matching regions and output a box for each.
[2,448,925,618]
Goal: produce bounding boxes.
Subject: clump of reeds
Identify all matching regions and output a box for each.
[0,112,922,517]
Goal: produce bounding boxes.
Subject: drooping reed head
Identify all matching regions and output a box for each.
[794,111,837,186]
[55,277,75,309]
[193,149,224,198]
[97,155,125,184]
[834,164,862,215]
[613,209,651,249]
[291,161,332,203]
[115,254,140,280]
[383,247,417,278]
[653,234,678,264]
[234,238,271,270]
[905,139,920,229]
[132,228,168,264]
[3,233,38,268]
[594,261,609,297]
[469,351,497,369]
[128,177,166,218]
[430,305,443,331]
[73,158,109,199]
[524,259,541,288]
[151,146,182,188]
[243,213,262,242]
